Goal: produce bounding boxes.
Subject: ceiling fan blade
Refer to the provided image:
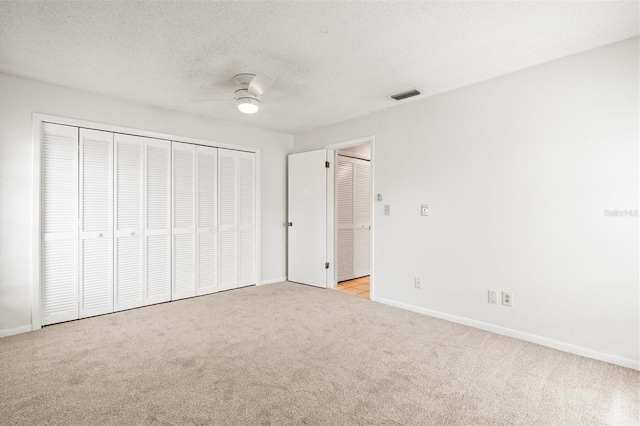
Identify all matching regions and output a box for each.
[247,73,276,96]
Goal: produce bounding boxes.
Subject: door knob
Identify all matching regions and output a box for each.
[287,222,293,227]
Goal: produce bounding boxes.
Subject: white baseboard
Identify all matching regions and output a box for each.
[0,325,32,338]
[372,296,639,371]
[258,276,287,286]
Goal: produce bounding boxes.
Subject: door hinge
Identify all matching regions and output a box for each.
[325,262,330,269]
[325,161,330,168]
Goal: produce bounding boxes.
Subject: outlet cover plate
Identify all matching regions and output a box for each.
[488,290,497,304]
[502,292,512,307]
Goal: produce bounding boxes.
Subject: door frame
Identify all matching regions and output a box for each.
[32,113,262,330]
[325,135,375,300]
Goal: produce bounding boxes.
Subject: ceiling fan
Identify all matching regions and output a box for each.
[233,73,276,114]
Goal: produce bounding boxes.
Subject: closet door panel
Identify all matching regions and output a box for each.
[218,149,238,291]
[41,123,79,325]
[172,142,196,300]
[197,146,218,295]
[79,128,113,318]
[336,157,354,281]
[145,139,172,305]
[114,134,144,311]
[238,152,255,287]
[353,160,371,277]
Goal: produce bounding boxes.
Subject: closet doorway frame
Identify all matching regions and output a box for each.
[325,135,375,300]
[31,113,262,330]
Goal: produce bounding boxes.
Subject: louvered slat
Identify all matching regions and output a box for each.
[80,238,112,315]
[238,152,255,287]
[353,228,370,275]
[218,150,238,290]
[42,239,77,323]
[82,134,112,232]
[146,234,170,299]
[147,145,170,229]
[354,162,371,224]
[116,142,142,230]
[43,131,77,234]
[79,129,113,318]
[114,134,144,312]
[336,160,353,225]
[116,236,142,303]
[173,147,194,229]
[337,229,354,279]
[198,232,217,292]
[172,142,196,299]
[336,157,355,281]
[145,139,171,305]
[173,233,195,296]
[41,123,79,325]
[197,146,218,295]
[198,147,217,228]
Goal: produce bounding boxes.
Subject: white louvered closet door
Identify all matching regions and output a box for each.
[79,128,114,318]
[218,149,238,291]
[41,123,79,325]
[113,134,144,312]
[196,146,218,295]
[237,151,256,287]
[145,138,172,305]
[172,142,196,300]
[353,160,371,277]
[336,157,354,281]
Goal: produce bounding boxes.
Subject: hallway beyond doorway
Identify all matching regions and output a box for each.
[333,276,370,299]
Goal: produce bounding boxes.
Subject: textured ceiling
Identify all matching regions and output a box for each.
[1,1,638,134]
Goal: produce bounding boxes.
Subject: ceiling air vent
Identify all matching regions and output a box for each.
[390,89,421,101]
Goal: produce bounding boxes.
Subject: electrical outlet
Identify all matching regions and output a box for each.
[414,277,421,289]
[488,290,497,304]
[421,204,429,216]
[502,292,512,307]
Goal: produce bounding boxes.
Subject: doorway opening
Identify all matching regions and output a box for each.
[328,139,373,300]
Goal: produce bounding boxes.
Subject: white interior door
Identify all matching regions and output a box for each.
[238,151,256,287]
[41,123,79,325]
[353,159,371,277]
[197,145,218,295]
[113,134,144,312]
[336,157,354,281]
[172,142,196,300]
[287,150,328,288]
[218,149,238,291]
[336,155,370,281]
[79,128,114,318]
[145,138,172,305]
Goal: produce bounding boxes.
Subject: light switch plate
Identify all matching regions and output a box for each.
[384,205,391,216]
[421,204,429,216]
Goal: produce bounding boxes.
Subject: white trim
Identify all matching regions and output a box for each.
[324,135,375,296]
[254,148,262,288]
[326,149,335,289]
[258,277,287,285]
[0,325,33,338]
[33,113,259,153]
[31,115,42,331]
[373,296,640,371]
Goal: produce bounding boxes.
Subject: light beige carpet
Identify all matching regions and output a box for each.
[1,282,638,425]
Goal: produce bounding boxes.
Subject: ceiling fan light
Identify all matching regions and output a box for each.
[237,97,259,114]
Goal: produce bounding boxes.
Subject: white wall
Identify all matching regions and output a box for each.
[338,142,371,161]
[0,73,292,335]
[294,38,639,368]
